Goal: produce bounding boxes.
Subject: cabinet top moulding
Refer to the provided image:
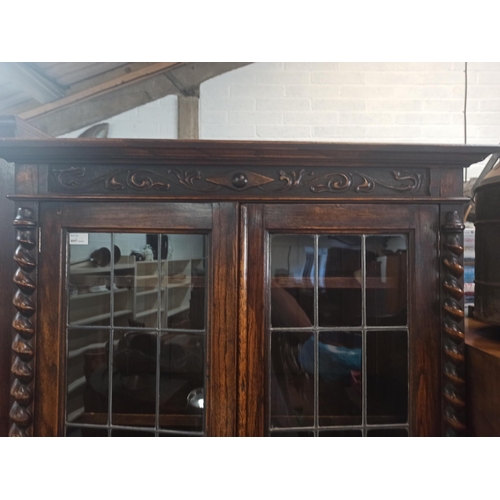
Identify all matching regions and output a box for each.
[0,138,498,168]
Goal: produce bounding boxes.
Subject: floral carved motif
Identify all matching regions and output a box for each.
[51,167,220,192]
[50,166,425,196]
[265,169,423,193]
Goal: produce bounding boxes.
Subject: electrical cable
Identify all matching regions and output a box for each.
[464,62,468,182]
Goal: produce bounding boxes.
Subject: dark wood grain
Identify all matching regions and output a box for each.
[264,203,415,230]
[238,204,266,436]
[0,138,498,168]
[61,202,213,230]
[206,203,238,436]
[35,203,63,436]
[411,205,441,436]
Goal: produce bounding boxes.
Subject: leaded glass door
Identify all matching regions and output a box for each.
[38,202,238,437]
[240,203,441,437]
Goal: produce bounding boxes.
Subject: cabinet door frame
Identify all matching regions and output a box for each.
[239,203,441,437]
[37,201,238,437]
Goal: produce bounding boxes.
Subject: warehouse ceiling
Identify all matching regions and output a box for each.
[0,62,250,136]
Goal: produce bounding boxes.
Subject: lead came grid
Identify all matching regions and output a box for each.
[268,234,409,436]
[64,232,207,437]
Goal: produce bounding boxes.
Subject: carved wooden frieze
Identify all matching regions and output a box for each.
[441,210,466,437]
[10,207,37,437]
[48,165,429,198]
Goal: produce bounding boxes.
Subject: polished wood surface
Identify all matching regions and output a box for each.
[36,203,63,436]
[0,139,497,168]
[466,317,500,436]
[1,139,498,436]
[206,203,238,436]
[412,206,441,436]
[238,204,266,436]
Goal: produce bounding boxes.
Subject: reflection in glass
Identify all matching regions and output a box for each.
[65,232,208,436]
[159,333,205,433]
[271,431,314,437]
[271,331,314,428]
[68,233,113,327]
[319,430,362,437]
[66,426,108,437]
[367,331,408,425]
[267,232,410,437]
[68,233,207,331]
[160,234,207,330]
[112,330,157,421]
[367,428,408,437]
[271,235,315,327]
[66,328,109,424]
[366,235,407,326]
[111,429,155,437]
[318,332,362,426]
[318,236,362,327]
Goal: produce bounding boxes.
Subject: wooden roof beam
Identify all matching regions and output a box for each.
[20,63,251,137]
[18,62,183,121]
[0,63,67,104]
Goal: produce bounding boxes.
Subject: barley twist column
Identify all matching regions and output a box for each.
[9,207,37,437]
[441,210,466,436]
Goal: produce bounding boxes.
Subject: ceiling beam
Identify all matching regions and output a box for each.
[0,62,67,104]
[23,62,252,136]
[178,95,199,139]
[18,62,182,121]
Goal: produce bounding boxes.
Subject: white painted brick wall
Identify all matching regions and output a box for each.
[199,62,500,147]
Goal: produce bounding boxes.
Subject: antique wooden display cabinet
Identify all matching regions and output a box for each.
[0,139,497,437]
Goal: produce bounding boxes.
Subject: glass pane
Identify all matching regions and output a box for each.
[270,431,314,437]
[68,233,112,327]
[66,426,108,437]
[366,235,407,326]
[161,234,207,330]
[67,233,155,328]
[271,331,314,428]
[319,430,362,437]
[66,328,109,424]
[66,232,208,437]
[367,428,408,437]
[318,236,362,327]
[367,330,408,425]
[318,331,362,426]
[112,330,157,424]
[130,245,164,328]
[111,429,155,437]
[159,333,205,432]
[271,235,315,328]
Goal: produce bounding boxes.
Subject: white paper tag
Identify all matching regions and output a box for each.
[69,233,89,245]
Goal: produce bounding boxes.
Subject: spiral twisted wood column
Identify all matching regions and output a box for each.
[441,210,466,436]
[9,207,37,437]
